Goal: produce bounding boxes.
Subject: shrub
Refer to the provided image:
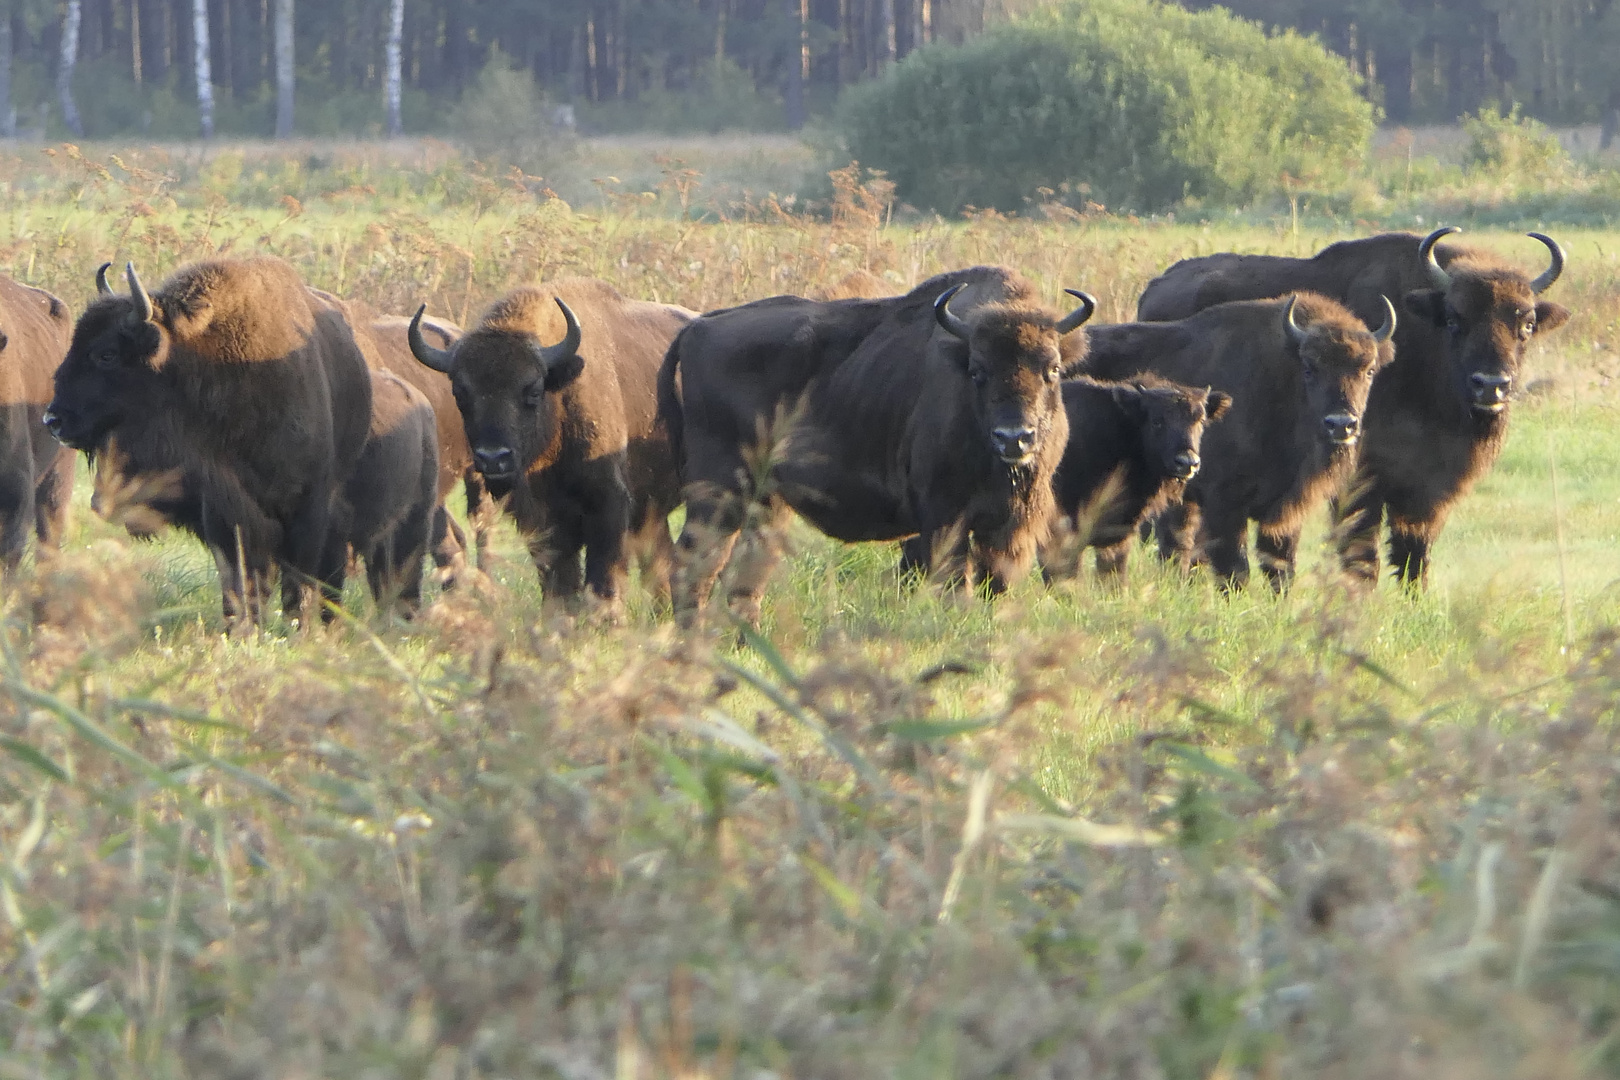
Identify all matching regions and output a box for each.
[1462,102,1570,180]
[579,59,788,135]
[836,0,1375,214]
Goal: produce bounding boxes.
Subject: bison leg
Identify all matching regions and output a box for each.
[1199,512,1251,593]
[1331,476,1384,589]
[1093,539,1132,582]
[464,469,494,570]
[581,488,634,610]
[430,506,469,583]
[33,449,74,554]
[1386,516,1438,590]
[0,469,35,575]
[672,488,745,627]
[1255,527,1300,593]
[898,535,931,582]
[724,496,789,627]
[1153,502,1200,572]
[632,509,677,611]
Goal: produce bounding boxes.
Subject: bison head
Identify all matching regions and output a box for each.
[407,299,584,499]
[934,284,1095,469]
[44,263,169,452]
[1403,227,1571,418]
[1113,378,1231,483]
[1284,294,1396,457]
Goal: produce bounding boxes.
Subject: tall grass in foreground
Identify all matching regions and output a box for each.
[0,146,1617,1076]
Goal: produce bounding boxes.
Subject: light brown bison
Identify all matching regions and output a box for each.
[46,259,373,628]
[660,266,1095,624]
[1083,293,1395,591]
[0,275,75,569]
[1046,375,1229,580]
[1136,227,1570,587]
[407,278,691,609]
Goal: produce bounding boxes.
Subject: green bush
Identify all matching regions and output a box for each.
[1461,102,1569,180]
[836,0,1375,214]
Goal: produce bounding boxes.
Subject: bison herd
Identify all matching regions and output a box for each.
[0,225,1562,633]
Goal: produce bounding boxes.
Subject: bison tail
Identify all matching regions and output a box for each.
[657,327,688,485]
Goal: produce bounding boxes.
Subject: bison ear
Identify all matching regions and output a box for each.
[1402,289,1447,327]
[0,328,8,352]
[1110,384,1145,421]
[1533,301,1571,334]
[1204,390,1232,423]
[543,352,585,391]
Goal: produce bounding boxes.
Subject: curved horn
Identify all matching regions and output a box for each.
[125,262,154,324]
[1055,288,1097,334]
[95,262,115,297]
[1369,294,1397,343]
[407,305,455,373]
[1527,232,1564,294]
[537,297,583,365]
[933,284,970,341]
[1283,294,1309,347]
[1419,226,1460,290]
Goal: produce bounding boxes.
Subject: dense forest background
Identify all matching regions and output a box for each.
[3,0,1619,139]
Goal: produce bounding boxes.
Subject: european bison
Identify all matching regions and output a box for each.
[1136,227,1570,586]
[660,265,1095,624]
[46,259,373,628]
[364,313,491,583]
[1083,293,1395,591]
[1046,375,1230,580]
[0,275,75,570]
[407,278,691,609]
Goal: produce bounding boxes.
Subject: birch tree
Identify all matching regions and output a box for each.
[275,0,294,137]
[385,0,404,136]
[58,0,83,137]
[193,0,214,137]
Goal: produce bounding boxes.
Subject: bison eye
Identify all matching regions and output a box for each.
[521,382,545,408]
[1445,315,1461,335]
[969,368,988,388]
[1521,319,1535,338]
[95,350,119,370]
[1044,365,1061,383]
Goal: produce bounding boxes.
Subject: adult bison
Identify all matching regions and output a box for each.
[0,275,75,570]
[1136,227,1570,587]
[1084,293,1395,591]
[45,259,373,629]
[1046,375,1229,580]
[407,278,691,610]
[365,313,490,584]
[660,265,1095,624]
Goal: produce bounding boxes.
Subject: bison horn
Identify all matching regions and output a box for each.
[95,262,115,297]
[933,284,971,340]
[537,298,583,366]
[1527,232,1564,294]
[125,262,154,324]
[407,305,455,373]
[1419,226,1460,291]
[1283,294,1309,347]
[1370,294,1397,343]
[1055,289,1097,335]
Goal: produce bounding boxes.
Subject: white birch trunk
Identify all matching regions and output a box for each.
[192,0,213,137]
[274,0,294,138]
[384,0,403,136]
[58,0,83,137]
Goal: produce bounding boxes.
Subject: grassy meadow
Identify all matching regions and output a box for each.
[1,140,1619,1078]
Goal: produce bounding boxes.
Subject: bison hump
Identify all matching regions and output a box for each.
[159,257,318,363]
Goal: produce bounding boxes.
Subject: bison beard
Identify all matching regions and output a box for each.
[46,258,373,630]
[661,265,1095,626]
[1136,226,1570,587]
[0,275,75,571]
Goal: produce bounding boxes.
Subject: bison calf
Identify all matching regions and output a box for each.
[0,275,75,570]
[408,279,690,611]
[661,265,1095,625]
[1084,293,1395,591]
[1045,376,1229,580]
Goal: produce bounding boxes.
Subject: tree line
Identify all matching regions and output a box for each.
[1,0,1616,140]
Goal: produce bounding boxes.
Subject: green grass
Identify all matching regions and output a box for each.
[1,146,1619,1077]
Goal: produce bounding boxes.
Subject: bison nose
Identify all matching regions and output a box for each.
[991,426,1037,462]
[1324,413,1360,446]
[42,409,63,438]
[1470,373,1511,409]
[1172,451,1200,479]
[473,446,518,477]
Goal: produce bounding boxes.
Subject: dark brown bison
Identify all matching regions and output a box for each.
[407,278,691,610]
[45,259,373,628]
[0,275,75,570]
[1136,227,1570,586]
[1045,375,1229,579]
[92,367,438,619]
[363,313,491,584]
[660,265,1095,624]
[1083,293,1395,591]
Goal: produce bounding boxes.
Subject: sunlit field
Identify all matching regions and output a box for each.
[2,142,1619,1078]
